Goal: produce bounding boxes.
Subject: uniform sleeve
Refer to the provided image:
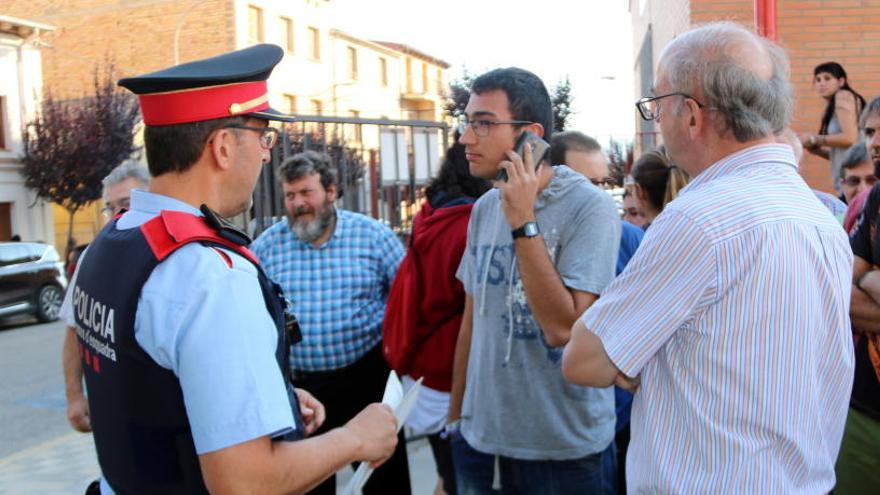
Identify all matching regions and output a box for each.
[850,186,879,264]
[580,210,716,378]
[135,245,295,454]
[60,264,79,326]
[557,190,621,295]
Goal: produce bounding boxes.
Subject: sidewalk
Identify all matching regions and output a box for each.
[0,431,438,494]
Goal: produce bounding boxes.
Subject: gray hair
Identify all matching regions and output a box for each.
[860,96,880,128]
[659,22,793,142]
[840,141,870,177]
[276,150,341,196]
[102,160,150,193]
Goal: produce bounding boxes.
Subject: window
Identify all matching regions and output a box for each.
[0,96,6,149]
[279,16,294,52]
[405,58,413,93]
[349,110,362,142]
[307,26,320,60]
[247,5,264,44]
[283,94,297,114]
[421,63,428,94]
[379,57,388,87]
[311,99,323,115]
[347,46,358,80]
[436,68,443,94]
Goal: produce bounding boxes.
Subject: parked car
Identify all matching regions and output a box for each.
[0,242,68,322]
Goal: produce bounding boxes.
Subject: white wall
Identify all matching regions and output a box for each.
[0,34,55,243]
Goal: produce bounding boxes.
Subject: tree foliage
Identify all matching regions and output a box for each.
[21,66,141,248]
[441,70,474,121]
[551,77,574,132]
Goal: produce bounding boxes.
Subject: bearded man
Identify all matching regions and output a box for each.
[251,150,410,494]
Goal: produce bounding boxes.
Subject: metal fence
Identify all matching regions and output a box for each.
[242,115,449,239]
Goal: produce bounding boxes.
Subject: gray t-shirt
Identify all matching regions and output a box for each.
[456,165,621,460]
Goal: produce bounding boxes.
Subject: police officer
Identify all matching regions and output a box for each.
[70,44,398,494]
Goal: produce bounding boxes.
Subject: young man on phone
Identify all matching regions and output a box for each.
[447,67,620,494]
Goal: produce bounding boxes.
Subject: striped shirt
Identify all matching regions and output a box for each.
[252,210,404,371]
[581,144,854,493]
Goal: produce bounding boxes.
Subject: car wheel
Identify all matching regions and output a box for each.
[36,285,63,322]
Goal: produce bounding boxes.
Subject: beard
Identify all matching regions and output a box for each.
[288,201,336,243]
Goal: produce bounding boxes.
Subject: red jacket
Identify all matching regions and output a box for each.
[405,198,473,391]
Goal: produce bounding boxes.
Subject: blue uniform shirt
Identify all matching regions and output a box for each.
[252,210,404,371]
[60,190,296,495]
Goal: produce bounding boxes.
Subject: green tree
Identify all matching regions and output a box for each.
[21,66,141,252]
[551,77,574,132]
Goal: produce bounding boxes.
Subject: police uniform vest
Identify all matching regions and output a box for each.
[73,209,304,494]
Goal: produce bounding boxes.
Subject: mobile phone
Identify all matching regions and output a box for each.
[496,131,550,182]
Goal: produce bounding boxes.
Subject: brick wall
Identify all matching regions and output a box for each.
[640,0,880,192]
[779,0,880,192]
[4,0,236,98]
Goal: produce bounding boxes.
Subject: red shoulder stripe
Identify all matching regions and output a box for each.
[139,210,260,266]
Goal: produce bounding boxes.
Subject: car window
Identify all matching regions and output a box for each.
[0,245,31,266]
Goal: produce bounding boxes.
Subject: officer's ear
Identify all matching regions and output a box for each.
[209,128,237,171]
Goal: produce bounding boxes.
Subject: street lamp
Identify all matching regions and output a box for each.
[173,0,209,65]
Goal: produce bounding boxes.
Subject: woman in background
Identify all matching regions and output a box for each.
[630,148,691,229]
[800,62,866,193]
[383,140,490,495]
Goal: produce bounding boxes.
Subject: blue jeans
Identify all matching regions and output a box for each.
[450,431,616,495]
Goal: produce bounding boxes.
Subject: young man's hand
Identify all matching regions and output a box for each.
[66,393,92,432]
[498,143,540,228]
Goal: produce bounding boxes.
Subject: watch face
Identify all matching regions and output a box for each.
[525,223,539,236]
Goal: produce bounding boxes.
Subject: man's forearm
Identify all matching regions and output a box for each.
[851,286,880,333]
[201,427,362,495]
[514,236,581,346]
[63,326,84,399]
[448,299,473,421]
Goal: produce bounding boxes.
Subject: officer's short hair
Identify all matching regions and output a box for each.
[102,160,150,192]
[143,116,248,176]
[277,150,340,195]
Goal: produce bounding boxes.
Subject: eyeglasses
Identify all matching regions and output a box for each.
[102,197,131,217]
[222,124,280,149]
[456,117,533,137]
[635,92,706,121]
[842,175,878,187]
[590,177,617,188]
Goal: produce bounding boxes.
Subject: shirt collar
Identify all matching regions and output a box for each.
[682,143,797,194]
[129,189,203,217]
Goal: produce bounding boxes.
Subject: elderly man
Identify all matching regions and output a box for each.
[841,96,880,492]
[61,160,150,433]
[562,22,854,493]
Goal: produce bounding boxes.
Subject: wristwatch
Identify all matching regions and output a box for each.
[512,221,540,239]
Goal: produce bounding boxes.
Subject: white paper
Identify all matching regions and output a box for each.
[342,371,422,495]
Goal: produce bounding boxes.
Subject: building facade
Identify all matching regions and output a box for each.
[0,15,56,245]
[3,0,449,250]
[631,0,880,192]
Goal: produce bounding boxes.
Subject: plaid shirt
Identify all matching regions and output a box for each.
[252,210,404,371]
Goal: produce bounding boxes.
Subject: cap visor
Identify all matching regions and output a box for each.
[248,106,297,123]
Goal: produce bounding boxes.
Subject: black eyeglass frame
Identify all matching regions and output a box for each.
[222,124,280,149]
[456,118,534,137]
[635,92,706,121]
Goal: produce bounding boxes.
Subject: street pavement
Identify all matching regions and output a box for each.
[0,317,439,494]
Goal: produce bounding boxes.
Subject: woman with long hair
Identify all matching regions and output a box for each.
[799,62,866,192]
[630,147,690,228]
[383,139,490,495]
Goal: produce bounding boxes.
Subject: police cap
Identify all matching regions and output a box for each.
[118,44,295,126]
